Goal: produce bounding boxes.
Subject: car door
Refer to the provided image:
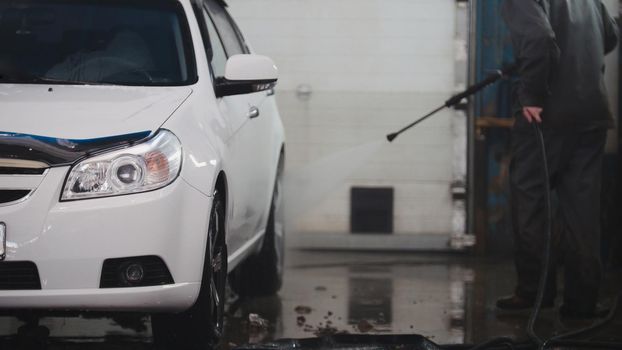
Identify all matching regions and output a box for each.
[198,1,275,247]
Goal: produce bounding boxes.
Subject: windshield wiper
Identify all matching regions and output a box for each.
[27,75,114,86]
[0,72,112,86]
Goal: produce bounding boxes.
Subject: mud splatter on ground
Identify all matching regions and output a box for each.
[294,306,312,315]
[355,320,374,333]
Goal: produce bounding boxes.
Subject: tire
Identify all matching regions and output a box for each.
[152,190,228,349]
[229,160,285,297]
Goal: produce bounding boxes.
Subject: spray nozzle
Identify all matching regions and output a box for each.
[386,133,398,143]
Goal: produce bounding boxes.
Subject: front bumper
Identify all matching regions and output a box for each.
[0,283,200,312]
[0,167,212,312]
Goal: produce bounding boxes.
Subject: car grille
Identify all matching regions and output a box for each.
[0,190,31,205]
[100,256,174,288]
[0,159,48,206]
[0,261,42,290]
[0,167,46,175]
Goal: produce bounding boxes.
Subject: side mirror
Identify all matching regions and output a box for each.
[214,54,278,98]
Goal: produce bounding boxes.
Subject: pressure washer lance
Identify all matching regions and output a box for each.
[386,64,517,142]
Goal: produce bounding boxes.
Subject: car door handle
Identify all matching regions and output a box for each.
[248,106,260,119]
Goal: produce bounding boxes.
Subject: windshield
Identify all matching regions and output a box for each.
[0,0,196,86]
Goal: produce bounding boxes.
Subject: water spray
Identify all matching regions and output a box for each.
[386,64,517,142]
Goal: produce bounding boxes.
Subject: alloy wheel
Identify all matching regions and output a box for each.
[208,194,227,338]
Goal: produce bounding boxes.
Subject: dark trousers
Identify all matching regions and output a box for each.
[510,125,607,312]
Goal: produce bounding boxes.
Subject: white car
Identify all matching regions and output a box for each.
[0,0,285,344]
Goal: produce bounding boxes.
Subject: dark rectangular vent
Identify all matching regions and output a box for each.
[101,256,174,288]
[0,167,46,175]
[0,190,31,204]
[0,261,42,290]
[350,187,394,234]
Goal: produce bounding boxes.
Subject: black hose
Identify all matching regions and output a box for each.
[465,123,622,350]
[526,123,552,348]
[529,124,622,349]
[542,339,622,349]
[466,123,552,350]
[542,293,621,347]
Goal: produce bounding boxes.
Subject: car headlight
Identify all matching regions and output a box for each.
[61,130,182,201]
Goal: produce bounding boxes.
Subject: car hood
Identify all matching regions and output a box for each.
[0,84,192,166]
[0,84,192,140]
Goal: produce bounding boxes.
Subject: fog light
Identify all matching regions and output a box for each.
[101,256,173,288]
[124,263,144,284]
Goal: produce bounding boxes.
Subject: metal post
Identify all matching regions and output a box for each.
[466,0,478,236]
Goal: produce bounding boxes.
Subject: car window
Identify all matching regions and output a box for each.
[195,5,228,78]
[0,0,196,86]
[204,0,247,57]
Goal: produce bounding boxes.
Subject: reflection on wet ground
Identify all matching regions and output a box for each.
[0,250,620,349]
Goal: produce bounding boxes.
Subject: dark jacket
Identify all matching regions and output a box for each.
[502,0,619,129]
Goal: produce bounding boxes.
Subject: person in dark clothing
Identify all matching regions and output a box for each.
[498,0,619,319]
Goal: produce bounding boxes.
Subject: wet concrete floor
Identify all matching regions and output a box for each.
[0,250,620,349]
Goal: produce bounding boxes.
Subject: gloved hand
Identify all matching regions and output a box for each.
[523,106,543,123]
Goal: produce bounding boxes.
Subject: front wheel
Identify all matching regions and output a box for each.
[152,191,227,349]
[229,160,284,297]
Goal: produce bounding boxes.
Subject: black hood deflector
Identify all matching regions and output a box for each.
[0,131,152,167]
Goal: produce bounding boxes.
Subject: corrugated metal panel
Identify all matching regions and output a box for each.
[470,0,515,254]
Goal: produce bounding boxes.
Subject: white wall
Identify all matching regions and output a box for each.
[227,0,456,93]
[227,0,461,243]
